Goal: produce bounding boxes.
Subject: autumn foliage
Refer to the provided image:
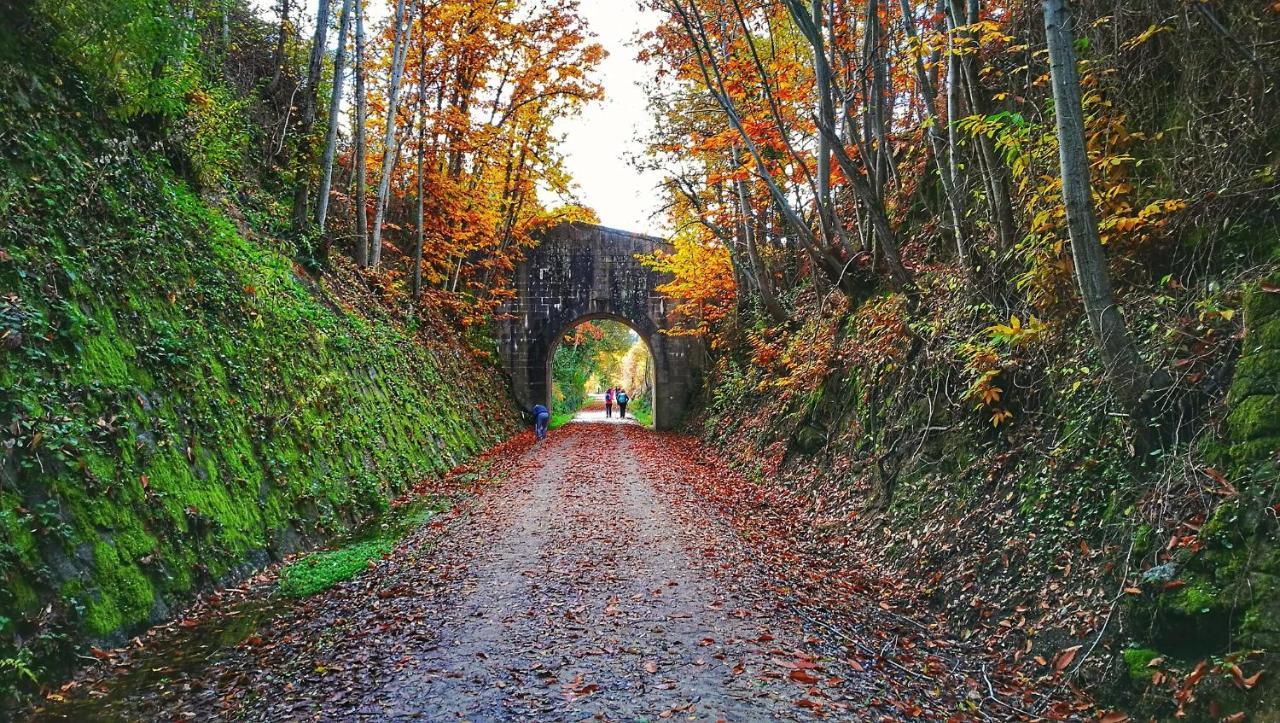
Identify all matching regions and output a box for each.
[334,0,605,323]
[631,0,1280,718]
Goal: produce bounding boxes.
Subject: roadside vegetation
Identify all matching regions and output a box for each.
[639,0,1278,717]
[551,320,655,424]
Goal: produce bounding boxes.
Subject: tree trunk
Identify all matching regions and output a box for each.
[315,0,353,239]
[1042,0,1149,410]
[899,0,970,275]
[293,0,332,233]
[812,0,835,240]
[370,0,411,268]
[411,30,427,298]
[783,0,911,289]
[950,0,1018,254]
[733,146,788,324]
[352,0,369,267]
[269,0,291,94]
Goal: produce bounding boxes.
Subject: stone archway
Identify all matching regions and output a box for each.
[496,222,703,430]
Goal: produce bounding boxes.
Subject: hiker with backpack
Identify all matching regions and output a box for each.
[604,387,615,418]
[616,389,629,419]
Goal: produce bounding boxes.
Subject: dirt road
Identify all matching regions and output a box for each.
[32,419,968,721]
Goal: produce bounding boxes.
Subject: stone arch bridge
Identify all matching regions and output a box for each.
[497,222,703,430]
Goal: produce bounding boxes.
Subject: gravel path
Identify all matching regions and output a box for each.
[31,422,877,722]
[375,422,828,720]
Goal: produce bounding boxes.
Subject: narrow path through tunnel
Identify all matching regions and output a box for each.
[497,222,702,430]
[550,317,655,427]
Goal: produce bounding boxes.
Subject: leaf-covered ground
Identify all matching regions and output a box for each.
[29,418,1096,721]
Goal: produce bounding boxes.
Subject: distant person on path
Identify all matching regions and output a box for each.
[616,389,629,419]
[604,387,614,418]
[532,403,550,440]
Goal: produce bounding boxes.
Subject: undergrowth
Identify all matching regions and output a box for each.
[276,538,396,598]
[0,13,516,709]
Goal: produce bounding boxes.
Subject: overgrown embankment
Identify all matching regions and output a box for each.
[693,262,1278,717]
[0,24,516,705]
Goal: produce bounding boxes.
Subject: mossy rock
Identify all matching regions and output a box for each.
[1123,646,1160,683]
[793,423,827,454]
[1245,275,1280,321]
[1231,349,1280,399]
[1127,575,1233,659]
[1226,395,1280,442]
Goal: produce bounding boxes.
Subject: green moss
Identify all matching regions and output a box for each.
[75,331,134,387]
[276,537,394,598]
[1231,350,1280,398]
[1123,647,1160,682]
[1131,524,1154,559]
[0,45,518,691]
[1225,395,1280,441]
[84,542,155,635]
[1175,582,1220,615]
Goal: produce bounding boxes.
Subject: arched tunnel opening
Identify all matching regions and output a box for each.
[548,316,655,428]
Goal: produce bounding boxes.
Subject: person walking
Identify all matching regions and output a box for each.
[616,389,629,419]
[604,387,614,418]
[531,403,550,440]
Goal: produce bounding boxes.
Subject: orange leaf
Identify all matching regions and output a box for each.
[1053,644,1082,671]
[788,669,820,685]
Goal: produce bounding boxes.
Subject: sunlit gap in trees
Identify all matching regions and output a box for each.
[550,319,655,428]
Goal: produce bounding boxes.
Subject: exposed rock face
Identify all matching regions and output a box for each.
[497,222,703,430]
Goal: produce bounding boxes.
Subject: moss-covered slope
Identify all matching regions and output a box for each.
[0,30,516,693]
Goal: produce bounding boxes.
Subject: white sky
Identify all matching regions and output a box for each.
[552,1,666,234]
[248,0,666,234]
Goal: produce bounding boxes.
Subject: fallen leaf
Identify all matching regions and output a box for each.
[789,669,820,685]
[1053,645,1082,671]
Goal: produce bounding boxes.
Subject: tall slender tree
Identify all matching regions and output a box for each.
[352,0,369,267]
[898,0,970,276]
[1042,0,1149,410]
[293,0,332,232]
[370,0,411,267]
[411,24,427,297]
[315,0,353,237]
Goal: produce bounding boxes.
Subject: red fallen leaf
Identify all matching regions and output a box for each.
[1163,579,1187,590]
[1099,712,1129,723]
[1053,644,1082,671]
[1242,670,1263,689]
[89,647,112,659]
[795,698,823,710]
[1184,660,1209,688]
[790,657,819,670]
[848,658,864,672]
[178,619,198,628]
[789,669,821,685]
[731,662,745,675]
